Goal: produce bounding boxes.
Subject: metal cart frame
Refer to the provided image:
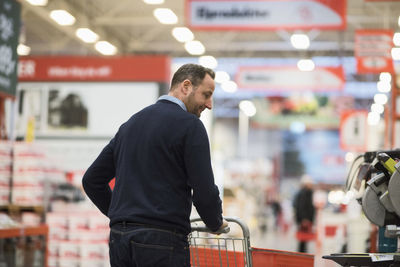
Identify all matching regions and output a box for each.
[189,217,253,267]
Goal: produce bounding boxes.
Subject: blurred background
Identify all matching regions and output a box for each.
[1,0,400,266]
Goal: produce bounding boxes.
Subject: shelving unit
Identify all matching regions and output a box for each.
[0,225,48,267]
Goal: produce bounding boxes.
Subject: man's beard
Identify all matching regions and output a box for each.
[186,93,202,117]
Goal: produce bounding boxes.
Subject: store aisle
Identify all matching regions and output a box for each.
[249,208,369,267]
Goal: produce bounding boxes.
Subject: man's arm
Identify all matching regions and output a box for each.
[82,140,116,216]
[185,119,223,231]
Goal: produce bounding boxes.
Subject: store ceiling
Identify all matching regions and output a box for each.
[19,0,400,58]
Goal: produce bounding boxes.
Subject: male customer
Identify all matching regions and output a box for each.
[293,175,315,253]
[82,63,227,267]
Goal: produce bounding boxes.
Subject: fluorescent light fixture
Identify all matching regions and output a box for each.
[345,152,355,163]
[297,59,315,71]
[367,112,380,126]
[398,16,400,27]
[379,72,391,83]
[95,41,117,55]
[391,47,400,60]
[221,80,237,93]
[25,0,48,6]
[17,44,31,56]
[153,8,178,24]
[394,33,400,46]
[184,40,205,55]
[371,103,384,114]
[290,34,310,49]
[143,0,164,4]
[374,93,388,105]
[76,28,99,43]
[198,56,218,69]
[172,27,194,43]
[377,81,391,93]
[215,71,230,84]
[50,10,76,26]
[239,100,256,117]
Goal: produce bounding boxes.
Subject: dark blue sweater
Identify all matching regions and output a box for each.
[82,99,223,234]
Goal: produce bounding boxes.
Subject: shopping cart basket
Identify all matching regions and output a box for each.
[190,217,253,267]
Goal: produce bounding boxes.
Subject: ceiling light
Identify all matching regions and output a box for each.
[198,56,218,69]
[290,34,310,49]
[394,33,400,46]
[76,28,99,43]
[143,0,164,4]
[367,112,380,126]
[379,72,391,83]
[153,8,178,24]
[17,44,31,56]
[25,0,48,6]
[95,41,117,55]
[374,93,388,105]
[172,27,194,43]
[184,40,205,55]
[297,59,315,71]
[239,100,256,117]
[215,71,230,84]
[50,10,76,26]
[391,47,400,60]
[221,80,238,93]
[371,103,384,114]
[377,81,391,93]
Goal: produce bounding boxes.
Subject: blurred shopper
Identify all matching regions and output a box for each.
[293,175,315,253]
[82,64,227,267]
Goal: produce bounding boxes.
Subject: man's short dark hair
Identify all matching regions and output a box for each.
[170,64,215,91]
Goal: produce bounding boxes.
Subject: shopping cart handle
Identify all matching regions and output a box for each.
[191,226,230,234]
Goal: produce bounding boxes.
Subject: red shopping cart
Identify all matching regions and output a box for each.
[190,217,314,267]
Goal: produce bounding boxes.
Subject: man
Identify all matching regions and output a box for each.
[82,64,227,267]
[293,175,315,253]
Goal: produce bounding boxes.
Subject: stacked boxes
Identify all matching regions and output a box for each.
[47,211,110,267]
[12,143,45,206]
[0,142,12,205]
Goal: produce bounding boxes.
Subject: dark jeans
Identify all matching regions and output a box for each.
[109,223,190,267]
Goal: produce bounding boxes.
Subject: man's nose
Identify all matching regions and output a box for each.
[205,98,213,110]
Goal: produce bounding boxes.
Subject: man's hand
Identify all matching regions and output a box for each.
[212,219,229,235]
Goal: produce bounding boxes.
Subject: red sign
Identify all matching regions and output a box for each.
[355,29,394,74]
[186,0,346,30]
[340,110,368,152]
[18,55,171,82]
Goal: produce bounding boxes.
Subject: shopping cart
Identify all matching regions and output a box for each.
[190,217,314,267]
[190,217,253,267]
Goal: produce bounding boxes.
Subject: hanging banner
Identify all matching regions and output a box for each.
[355,29,394,74]
[339,110,368,152]
[18,55,171,82]
[236,66,344,91]
[251,95,350,129]
[0,0,21,98]
[186,0,346,30]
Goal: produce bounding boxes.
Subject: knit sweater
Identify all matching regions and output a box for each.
[82,99,223,234]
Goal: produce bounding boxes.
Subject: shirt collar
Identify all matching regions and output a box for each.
[158,95,187,111]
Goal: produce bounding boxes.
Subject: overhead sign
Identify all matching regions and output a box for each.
[339,110,368,152]
[18,55,171,82]
[186,0,346,30]
[355,29,394,74]
[0,0,21,98]
[236,66,344,91]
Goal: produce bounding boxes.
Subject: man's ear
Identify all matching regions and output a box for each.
[182,79,192,95]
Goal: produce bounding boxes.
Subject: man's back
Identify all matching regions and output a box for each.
[83,99,222,234]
